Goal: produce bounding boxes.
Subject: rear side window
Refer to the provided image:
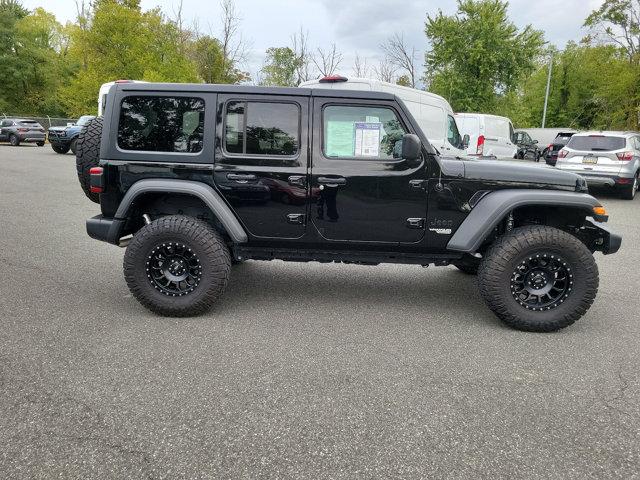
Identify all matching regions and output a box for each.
[118,96,205,153]
[567,135,626,151]
[323,105,407,159]
[224,101,299,156]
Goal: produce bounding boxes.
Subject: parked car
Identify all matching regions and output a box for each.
[0,118,45,146]
[299,76,469,157]
[47,115,96,154]
[75,81,621,332]
[455,113,517,159]
[513,130,540,161]
[544,131,576,166]
[555,131,640,199]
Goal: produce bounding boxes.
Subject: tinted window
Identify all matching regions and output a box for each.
[447,115,461,147]
[323,105,407,159]
[224,101,299,156]
[118,96,204,153]
[567,135,626,151]
[18,121,40,127]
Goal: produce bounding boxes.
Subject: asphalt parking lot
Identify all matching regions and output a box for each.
[1,145,639,479]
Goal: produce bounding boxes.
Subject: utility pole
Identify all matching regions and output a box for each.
[541,51,553,128]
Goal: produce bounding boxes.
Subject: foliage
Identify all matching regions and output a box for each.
[424,0,545,112]
[259,47,301,87]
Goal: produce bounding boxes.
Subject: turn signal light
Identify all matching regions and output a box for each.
[476,135,485,155]
[593,206,607,216]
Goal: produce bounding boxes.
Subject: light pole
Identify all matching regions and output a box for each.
[541,51,554,128]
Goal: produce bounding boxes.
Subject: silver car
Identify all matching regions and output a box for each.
[555,131,640,200]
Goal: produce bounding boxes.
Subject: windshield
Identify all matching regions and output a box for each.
[77,116,94,126]
[567,135,625,151]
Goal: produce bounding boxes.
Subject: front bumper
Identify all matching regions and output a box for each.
[86,215,126,245]
[586,217,622,255]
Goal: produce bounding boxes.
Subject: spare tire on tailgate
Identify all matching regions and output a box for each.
[75,116,103,203]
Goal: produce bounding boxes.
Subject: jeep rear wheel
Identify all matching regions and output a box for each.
[9,134,19,146]
[123,215,231,317]
[75,116,103,203]
[477,225,599,332]
[70,138,78,155]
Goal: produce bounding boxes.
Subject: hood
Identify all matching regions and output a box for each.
[440,157,584,190]
[48,126,69,132]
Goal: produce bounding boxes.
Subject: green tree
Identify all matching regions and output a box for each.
[424,0,545,113]
[0,0,29,112]
[259,47,300,86]
[60,0,199,116]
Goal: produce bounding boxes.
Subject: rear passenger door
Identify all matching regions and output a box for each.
[214,94,309,239]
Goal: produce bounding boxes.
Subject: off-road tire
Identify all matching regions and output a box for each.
[453,255,480,275]
[51,144,70,154]
[621,173,638,200]
[70,138,78,155]
[36,141,45,147]
[75,116,103,203]
[123,215,231,317]
[9,134,19,146]
[477,225,599,332]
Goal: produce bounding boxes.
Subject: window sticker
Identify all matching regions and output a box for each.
[354,122,381,157]
[326,121,355,157]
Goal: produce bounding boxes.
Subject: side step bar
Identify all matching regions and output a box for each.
[233,246,462,266]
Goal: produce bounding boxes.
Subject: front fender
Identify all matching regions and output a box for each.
[447,189,603,253]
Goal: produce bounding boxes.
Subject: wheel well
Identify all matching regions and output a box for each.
[511,205,590,230]
[478,204,593,254]
[127,192,230,239]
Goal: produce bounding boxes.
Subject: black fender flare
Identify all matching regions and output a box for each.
[114,179,248,243]
[446,189,602,253]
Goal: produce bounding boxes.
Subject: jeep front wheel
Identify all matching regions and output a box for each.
[477,225,599,332]
[123,215,231,317]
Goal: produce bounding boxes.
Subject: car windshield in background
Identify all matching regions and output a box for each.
[77,116,94,126]
[555,133,575,144]
[567,135,625,151]
[18,121,40,126]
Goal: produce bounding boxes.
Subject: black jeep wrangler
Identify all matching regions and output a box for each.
[76,82,621,332]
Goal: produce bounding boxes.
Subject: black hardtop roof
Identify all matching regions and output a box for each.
[115,82,397,101]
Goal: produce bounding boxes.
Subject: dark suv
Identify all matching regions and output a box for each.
[0,118,45,146]
[77,82,621,332]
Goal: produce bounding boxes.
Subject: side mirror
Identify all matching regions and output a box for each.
[402,133,421,161]
[533,139,538,144]
[461,134,470,149]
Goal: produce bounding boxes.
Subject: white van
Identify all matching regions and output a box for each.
[98,80,147,116]
[455,113,517,159]
[299,76,468,156]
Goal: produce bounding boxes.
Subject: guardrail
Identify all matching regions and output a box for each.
[1,113,76,129]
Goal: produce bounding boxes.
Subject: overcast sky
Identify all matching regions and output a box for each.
[22,0,605,81]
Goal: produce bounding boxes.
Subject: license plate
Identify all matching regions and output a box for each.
[582,156,598,164]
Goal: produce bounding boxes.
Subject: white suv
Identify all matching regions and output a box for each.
[555,131,640,200]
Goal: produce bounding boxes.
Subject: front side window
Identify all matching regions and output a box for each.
[118,96,205,153]
[224,101,299,156]
[447,115,461,148]
[323,105,407,159]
